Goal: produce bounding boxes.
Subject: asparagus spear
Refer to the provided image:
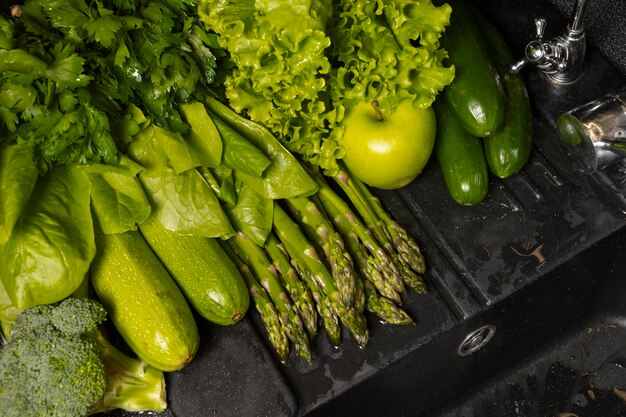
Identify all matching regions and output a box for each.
[314,199,411,324]
[324,203,402,305]
[353,272,366,314]
[313,176,406,296]
[230,232,312,361]
[332,167,427,293]
[291,258,342,346]
[273,203,369,347]
[338,166,426,276]
[363,280,413,325]
[264,233,318,339]
[285,197,357,308]
[221,241,290,361]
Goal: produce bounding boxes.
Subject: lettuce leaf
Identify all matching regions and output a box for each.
[81,155,152,234]
[328,0,455,115]
[198,0,335,170]
[198,0,454,174]
[0,165,95,309]
[0,143,39,244]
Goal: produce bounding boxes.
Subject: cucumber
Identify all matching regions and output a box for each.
[138,215,250,326]
[434,99,489,205]
[439,0,506,137]
[90,229,200,372]
[473,7,534,178]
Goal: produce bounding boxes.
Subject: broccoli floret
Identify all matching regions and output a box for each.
[0,297,167,417]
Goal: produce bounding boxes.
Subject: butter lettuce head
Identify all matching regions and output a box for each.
[0,165,96,309]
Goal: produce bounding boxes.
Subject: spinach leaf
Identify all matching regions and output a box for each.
[0,143,39,244]
[198,166,237,206]
[81,156,151,234]
[180,101,223,168]
[139,164,235,238]
[0,165,95,309]
[205,97,318,199]
[224,181,273,247]
[210,111,271,177]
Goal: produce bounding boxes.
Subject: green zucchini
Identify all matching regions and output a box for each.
[434,99,489,205]
[473,7,533,178]
[138,215,250,326]
[90,229,200,372]
[439,0,506,137]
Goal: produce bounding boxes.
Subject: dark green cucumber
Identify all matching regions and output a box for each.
[472,7,533,178]
[434,100,489,205]
[439,0,506,137]
[90,229,200,372]
[138,215,250,326]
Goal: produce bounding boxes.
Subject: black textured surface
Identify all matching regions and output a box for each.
[432,229,626,417]
[547,0,626,76]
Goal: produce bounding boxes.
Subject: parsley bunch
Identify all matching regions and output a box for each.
[0,0,220,173]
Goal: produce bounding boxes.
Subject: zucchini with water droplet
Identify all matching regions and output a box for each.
[138,215,250,326]
[90,229,200,372]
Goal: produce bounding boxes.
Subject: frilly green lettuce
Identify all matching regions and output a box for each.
[199,0,454,174]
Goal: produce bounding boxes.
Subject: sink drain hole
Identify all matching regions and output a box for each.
[457,324,496,357]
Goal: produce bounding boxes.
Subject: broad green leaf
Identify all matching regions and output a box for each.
[81,156,151,234]
[126,124,165,170]
[180,101,222,168]
[139,164,234,238]
[212,165,237,205]
[211,112,271,177]
[225,182,273,246]
[205,97,318,198]
[197,166,237,206]
[0,165,95,309]
[158,126,205,174]
[0,143,39,244]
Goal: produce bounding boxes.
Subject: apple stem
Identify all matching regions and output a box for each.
[371,100,384,121]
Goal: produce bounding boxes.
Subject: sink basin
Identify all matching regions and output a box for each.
[431,227,626,417]
[6,0,623,415]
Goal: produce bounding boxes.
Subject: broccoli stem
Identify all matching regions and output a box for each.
[87,330,167,415]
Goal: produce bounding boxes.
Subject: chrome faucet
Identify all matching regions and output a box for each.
[510,0,590,83]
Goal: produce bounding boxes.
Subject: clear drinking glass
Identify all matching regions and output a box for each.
[557,87,626,174]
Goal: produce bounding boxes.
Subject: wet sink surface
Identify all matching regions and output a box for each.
[431,227,626,417]
[67,0,626,415]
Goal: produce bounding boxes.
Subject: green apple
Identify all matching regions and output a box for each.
[340,99,437,189]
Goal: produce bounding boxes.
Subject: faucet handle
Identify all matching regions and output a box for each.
[509,18,550,74]
[534,17,546,39]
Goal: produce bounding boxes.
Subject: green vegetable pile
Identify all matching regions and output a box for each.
[199,0,454,173]
[0,0,452,413]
